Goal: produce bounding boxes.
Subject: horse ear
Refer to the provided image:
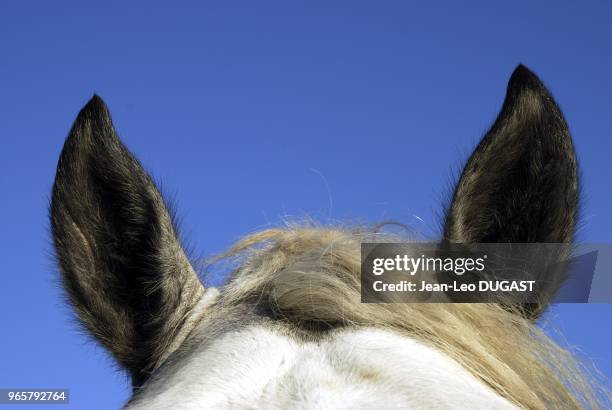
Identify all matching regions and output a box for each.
[51,96,206,385]
[443,65,579,318]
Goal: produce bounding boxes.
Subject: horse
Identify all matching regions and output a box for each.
[50,65,604,409]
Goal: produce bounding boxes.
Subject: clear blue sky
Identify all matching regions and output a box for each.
[1,1,610,408]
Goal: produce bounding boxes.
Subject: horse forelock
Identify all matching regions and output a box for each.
[168,224,600,409]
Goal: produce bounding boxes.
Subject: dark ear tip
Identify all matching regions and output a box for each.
[508,64,545,95]
[89,94,107,108]
[79,94,108,118]
[75,94,111,124]
[59,95,119,163]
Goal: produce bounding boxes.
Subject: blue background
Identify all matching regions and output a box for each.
[1,2,610,408]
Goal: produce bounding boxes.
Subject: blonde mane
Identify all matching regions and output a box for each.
[212,224,608,409]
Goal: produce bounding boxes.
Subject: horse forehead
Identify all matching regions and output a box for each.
[126,326,516,409]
